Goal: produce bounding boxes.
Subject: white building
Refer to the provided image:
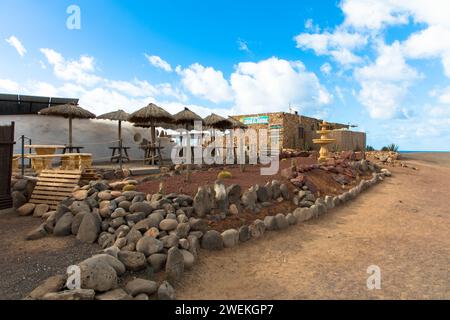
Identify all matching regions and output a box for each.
[0,94,176,163]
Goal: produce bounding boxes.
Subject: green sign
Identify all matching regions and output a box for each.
[241,115,269,125]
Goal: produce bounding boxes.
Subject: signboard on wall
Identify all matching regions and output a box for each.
[241,115,269,125]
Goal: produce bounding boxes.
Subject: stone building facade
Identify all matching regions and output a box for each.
[231,112,365,152]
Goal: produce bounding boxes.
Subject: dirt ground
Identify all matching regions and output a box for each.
[0,213,101,300]
[176,155,450,299]
[1,153,449,300]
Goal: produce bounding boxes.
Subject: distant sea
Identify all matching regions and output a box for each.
[399,151,450,153]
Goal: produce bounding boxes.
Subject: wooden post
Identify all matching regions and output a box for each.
[21,135,25,176]
[185,123,191,182]
[69,116,73,149]
[118,120,123,170]
[151,125,156,166]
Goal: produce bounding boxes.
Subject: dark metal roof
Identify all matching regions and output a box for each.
[0,93,79,115]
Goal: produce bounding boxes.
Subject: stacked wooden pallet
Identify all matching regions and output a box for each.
[81,167,97,181]
[30,169,81,210]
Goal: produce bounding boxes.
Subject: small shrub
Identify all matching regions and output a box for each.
[301,142,312,151]
[381,143,399,152]
[331,144,340,152]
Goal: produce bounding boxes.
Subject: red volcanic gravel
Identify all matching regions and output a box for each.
[136,157,317,197]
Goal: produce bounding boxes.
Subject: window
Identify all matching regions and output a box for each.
[298,127,304,139]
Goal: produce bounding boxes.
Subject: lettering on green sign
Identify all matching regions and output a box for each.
[241,116,269,125]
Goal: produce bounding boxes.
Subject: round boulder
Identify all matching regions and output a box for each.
[53,212,74,237]
[136,236,163,256]
[147,253,167,272]
[201,230,223,251]
[78,259,117,292]
[221,229,239,248]
[17,203,36,216]
[125,278,157,297]
[180,249,195,269]
[117,251,147,271]
[159,219,178,231]
[158,281,175,300]
[275,213,289,230]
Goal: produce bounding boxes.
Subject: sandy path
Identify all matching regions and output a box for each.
[176,159,450,299]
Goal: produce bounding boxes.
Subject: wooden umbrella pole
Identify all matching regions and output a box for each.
[186,123,191,182]
[69,116,73,150]
[151,124,156,166]
[118,120,123,170]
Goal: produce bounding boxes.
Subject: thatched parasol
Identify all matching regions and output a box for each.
[204,113,233,130]
[203,113,233,161]
[129,103,174,165]
[173,107,204,178]
[173,107,203,144]
[39,102,96,148]
[97,109,130,168]
[173,107,203,125]
[129,103,173,124]
[228,116,247,129]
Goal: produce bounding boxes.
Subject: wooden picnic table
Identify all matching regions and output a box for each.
[63,146,84,154]
[109,146,130,163]
[141,144,164,165]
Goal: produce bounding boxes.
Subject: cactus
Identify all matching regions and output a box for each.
[217,170,233,179]
[158,182,165,195]
[122,184,136,192]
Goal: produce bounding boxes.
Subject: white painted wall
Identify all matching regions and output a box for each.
[0,115,176,162]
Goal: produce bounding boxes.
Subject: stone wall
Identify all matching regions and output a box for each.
[231,112,355,152]
[329,130,366,152]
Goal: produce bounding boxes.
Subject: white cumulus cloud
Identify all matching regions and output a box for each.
[177,63,234,103]
[40,48,102,86]
[230,57,332,114]
[294,29,367,65]
[0,79,20,93]
[145,54,173,72]
[355,42,419,119]
[320,62,332,75]
[5,36,27,57]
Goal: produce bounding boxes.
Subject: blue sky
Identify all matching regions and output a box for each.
[1,0,450,150]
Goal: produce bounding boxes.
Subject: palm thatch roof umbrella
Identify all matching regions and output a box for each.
[228,116,247,129]
[129,103,174,165]
[173,107,204,179]
[204,113,233,130]
[203,113,233,163]
[39,102,96,150]
[97,109,130,142]
[97,109,130,169]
